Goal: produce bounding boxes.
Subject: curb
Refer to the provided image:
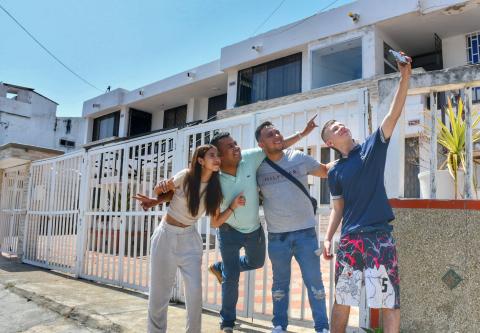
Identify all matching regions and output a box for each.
[4,282,123,332]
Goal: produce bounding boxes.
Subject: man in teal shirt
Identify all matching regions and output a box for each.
[209,116,319,332]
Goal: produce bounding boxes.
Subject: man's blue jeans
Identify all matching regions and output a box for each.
[212,223,265,329]
[268,227,329,331]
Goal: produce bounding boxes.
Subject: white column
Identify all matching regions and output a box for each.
[84,118,94,144]
[378,78,406,198]
[226,70,238,109]
[118,106,129,138]
[186,98,196,123]
[464,87,474,199]
[429,92,438,199]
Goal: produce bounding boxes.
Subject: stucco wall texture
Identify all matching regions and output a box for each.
[391,207,480,332]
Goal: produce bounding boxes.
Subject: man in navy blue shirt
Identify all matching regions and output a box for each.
[321,54,411,333]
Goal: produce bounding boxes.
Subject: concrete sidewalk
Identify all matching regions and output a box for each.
[0,256,338,333]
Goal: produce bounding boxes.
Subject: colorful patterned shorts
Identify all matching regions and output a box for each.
[335,231,400,309]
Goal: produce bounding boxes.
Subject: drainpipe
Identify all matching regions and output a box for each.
[463,87,474,199]
[429,91,438,199]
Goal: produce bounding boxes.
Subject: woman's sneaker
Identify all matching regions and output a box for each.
[271,326,286,333]
[208,264,222,284]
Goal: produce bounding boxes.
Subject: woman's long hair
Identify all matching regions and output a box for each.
[183,144,223,217]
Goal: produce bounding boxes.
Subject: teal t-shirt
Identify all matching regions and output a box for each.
[219,148,265,233]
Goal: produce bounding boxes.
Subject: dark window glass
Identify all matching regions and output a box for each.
[320,148,341,205]
[92,111,120,141]
[207,94,227,121]
[467,33,480,102]
[163,105,187,129]
[59,139,75,147]
[236,53,302,106]
[384,42,398,74]
[404,137,420,198]
[129,108,152,136]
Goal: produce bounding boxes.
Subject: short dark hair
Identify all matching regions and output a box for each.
[255,121,273,142]
[209,132,231,148]
[321,119,337,142]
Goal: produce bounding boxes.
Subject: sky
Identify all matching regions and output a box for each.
[0,0,354,117]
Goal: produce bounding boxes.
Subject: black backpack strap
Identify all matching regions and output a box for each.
[264,157,311,200]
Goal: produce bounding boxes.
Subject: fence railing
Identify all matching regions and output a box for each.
[0,165,29,256]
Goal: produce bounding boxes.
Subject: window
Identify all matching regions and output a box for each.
[383,42,398,74]
[207,94,227,121]
[163,105,187,129]
[312,39,362,89]
[404,137,420,198]
[467,31,479,64]
[92,111,120,141]
[236,53,301,106]
[320,147,341,205]
[473,87,480,104]
[6,91,18,100]
[59,139,75,148]
[467,31,480,103]
[129,108,152,136]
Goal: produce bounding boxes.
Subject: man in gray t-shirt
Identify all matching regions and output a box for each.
[257,148,320,233]
[255,121,330,333]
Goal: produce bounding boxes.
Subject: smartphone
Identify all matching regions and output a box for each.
[389,50,409,64]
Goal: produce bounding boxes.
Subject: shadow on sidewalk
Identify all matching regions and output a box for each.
[0,254,148,300]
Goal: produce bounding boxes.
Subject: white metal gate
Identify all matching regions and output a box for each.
[79,130,178,292]
[23,153,83,273]
[0,165,29,256]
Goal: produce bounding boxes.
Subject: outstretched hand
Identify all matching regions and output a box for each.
[132,193,158,211]
[301,114,319,137]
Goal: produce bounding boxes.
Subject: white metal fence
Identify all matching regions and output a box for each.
[22,152,83,273]
[0,165,29,256]
[1,88,369,327]
[80,130,177,292]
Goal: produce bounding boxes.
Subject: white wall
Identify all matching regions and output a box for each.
[194,97,209,121]
[0,87,84,152]
[151,110,164,132]
[0,91,57,148]
[82,88,128,118]
[443,34,468,68]
[220,0,421,71]
[53,117,86,151]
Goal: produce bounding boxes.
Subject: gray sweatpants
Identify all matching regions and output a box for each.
[148,221,203,333]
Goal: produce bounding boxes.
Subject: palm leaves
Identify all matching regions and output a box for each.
[436,98,480,198]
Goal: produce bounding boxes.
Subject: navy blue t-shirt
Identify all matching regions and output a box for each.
[328,127,395,236]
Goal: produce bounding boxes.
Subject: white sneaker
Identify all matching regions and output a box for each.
[222,328,234,333]
[316,329,330,333]
[272,326,286,333]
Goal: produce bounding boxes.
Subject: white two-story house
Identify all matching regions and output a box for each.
[81,0,480,200]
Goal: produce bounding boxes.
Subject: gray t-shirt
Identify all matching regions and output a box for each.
[257,149,320,233]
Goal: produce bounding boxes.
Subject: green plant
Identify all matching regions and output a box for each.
[436,98,480,199]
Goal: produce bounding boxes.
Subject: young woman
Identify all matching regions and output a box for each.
[133,144,244,333]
